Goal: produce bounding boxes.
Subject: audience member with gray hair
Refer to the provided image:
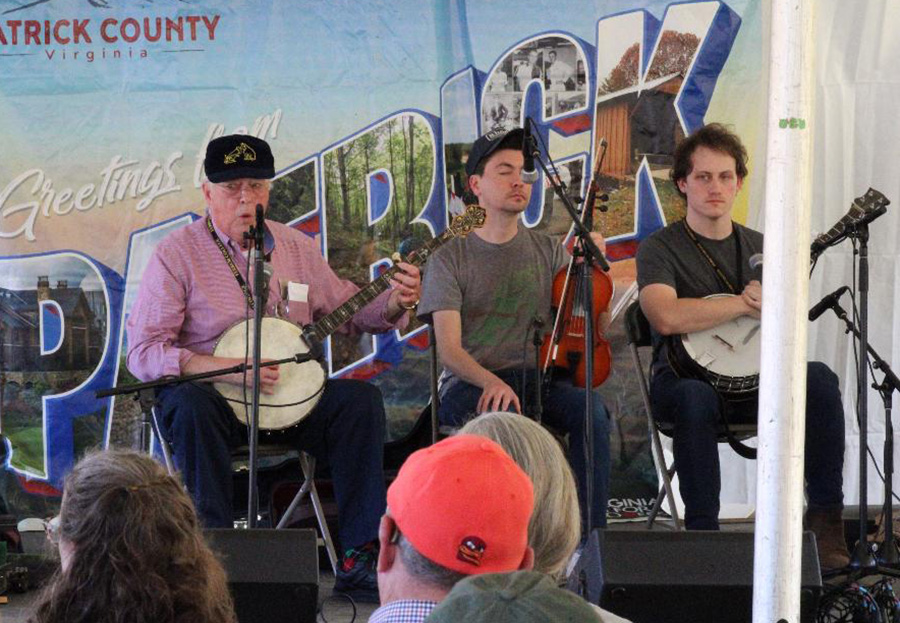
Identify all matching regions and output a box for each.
[461,412,631,622]
[460,411,580,579]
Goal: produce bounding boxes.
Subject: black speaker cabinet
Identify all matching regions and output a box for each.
[205,528,319,623]
[600,530,822,623]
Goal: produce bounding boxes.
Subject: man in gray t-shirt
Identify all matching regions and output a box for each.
[634,123,847,570]
[418,224,567,385]
[418,127,611,531]
[636,219,762,374]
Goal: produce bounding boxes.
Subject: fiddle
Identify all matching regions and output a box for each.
[539,140,613,388]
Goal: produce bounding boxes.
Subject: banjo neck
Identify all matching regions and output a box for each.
[305,205,485,344]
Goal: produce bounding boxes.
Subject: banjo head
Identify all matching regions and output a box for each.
[213,317,326,430]
[674,294,761,397]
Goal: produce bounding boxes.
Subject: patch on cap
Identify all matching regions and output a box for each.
[457,536,487,566]
[481,127,507,142]
[223,142,257,165]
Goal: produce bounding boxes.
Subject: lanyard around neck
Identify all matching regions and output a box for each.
[206,216,255,310]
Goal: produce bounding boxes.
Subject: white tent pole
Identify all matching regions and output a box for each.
[752,0,816,621]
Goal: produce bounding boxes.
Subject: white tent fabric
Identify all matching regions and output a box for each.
[719,0,900,511]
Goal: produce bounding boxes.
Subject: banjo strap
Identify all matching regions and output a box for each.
[717,393,758,460]
[681,219,744,295]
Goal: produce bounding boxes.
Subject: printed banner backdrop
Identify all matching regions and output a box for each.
[7,0,891,524]
[0,0,762,522]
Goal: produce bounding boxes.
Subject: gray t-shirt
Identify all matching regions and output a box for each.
[418,224,568,386]
[635,220,763,367]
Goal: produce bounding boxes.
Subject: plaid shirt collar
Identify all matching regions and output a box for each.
[368,599,438,623]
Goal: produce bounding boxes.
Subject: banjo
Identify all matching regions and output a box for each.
[667,294,761,400]
[668,188,890,401]
[213,204,486,430]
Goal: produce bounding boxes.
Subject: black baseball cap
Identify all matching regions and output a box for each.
[465,127,525,177]
[204,134,275,183]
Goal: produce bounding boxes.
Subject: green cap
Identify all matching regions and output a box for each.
[426,571,597,622]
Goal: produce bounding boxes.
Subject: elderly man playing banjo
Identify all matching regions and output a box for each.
[635,123,848,570]
[126,134,421,602]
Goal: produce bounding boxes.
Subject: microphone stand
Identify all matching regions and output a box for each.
[818,301,900,577]
[526,118,609,536]
[844,220,879,569]
[95,351,316,457]
[807,191,890,573]
[532,318,544,424]
[247,205,268,529]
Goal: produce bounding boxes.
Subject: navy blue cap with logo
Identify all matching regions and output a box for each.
[204,134,275,183]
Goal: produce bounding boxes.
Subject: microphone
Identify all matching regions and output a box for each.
[531,315,545,346]
[249,261,274,307]
[250,203,271,306]
[810,190,889,258]
[808,285,850,322]
[521,122,539,184]
[748,253,764,271]
[810,236,827,257]
[254,203,265,250]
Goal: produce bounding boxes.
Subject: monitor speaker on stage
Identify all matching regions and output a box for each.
[205,528,319,623]
[600,530,822,623]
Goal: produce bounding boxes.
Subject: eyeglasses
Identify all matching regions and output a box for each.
[43,515,60,546]
[214,180,270,197]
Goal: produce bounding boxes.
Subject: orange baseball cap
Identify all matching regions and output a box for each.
[387,434,534,575]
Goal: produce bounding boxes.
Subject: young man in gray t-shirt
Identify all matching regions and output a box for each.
[635,123,848,570]
[418,128,611,531]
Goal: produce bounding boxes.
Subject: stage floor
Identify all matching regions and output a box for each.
[1,568,378,622]
[1,513,895,623]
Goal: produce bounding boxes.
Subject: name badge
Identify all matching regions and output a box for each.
[288,282,309,303]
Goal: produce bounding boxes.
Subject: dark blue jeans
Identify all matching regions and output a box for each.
[156,378,387,550]
[650,361,845,530]
[438,369,611,531]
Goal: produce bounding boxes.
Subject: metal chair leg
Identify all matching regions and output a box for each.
[149,406,176,475]
[629,341,682,531]
[647,483,667,529]
[275,453,339,575]
[647,464,679,529]
[429,325,441,445]
[648,430,682,530]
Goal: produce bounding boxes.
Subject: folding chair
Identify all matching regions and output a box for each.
[624,301,757,530]
[232,444,339,574]
[624,301,682,529]
[149,407,338,574]
[429,324,462,440]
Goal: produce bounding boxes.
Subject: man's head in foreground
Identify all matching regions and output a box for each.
[376,434,535,605]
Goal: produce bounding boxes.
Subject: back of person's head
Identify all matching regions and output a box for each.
[461,412,581,578]
[386,434,534,585]
[426,571,598,622]
[670,122,748,197]
[29,449,235,623]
